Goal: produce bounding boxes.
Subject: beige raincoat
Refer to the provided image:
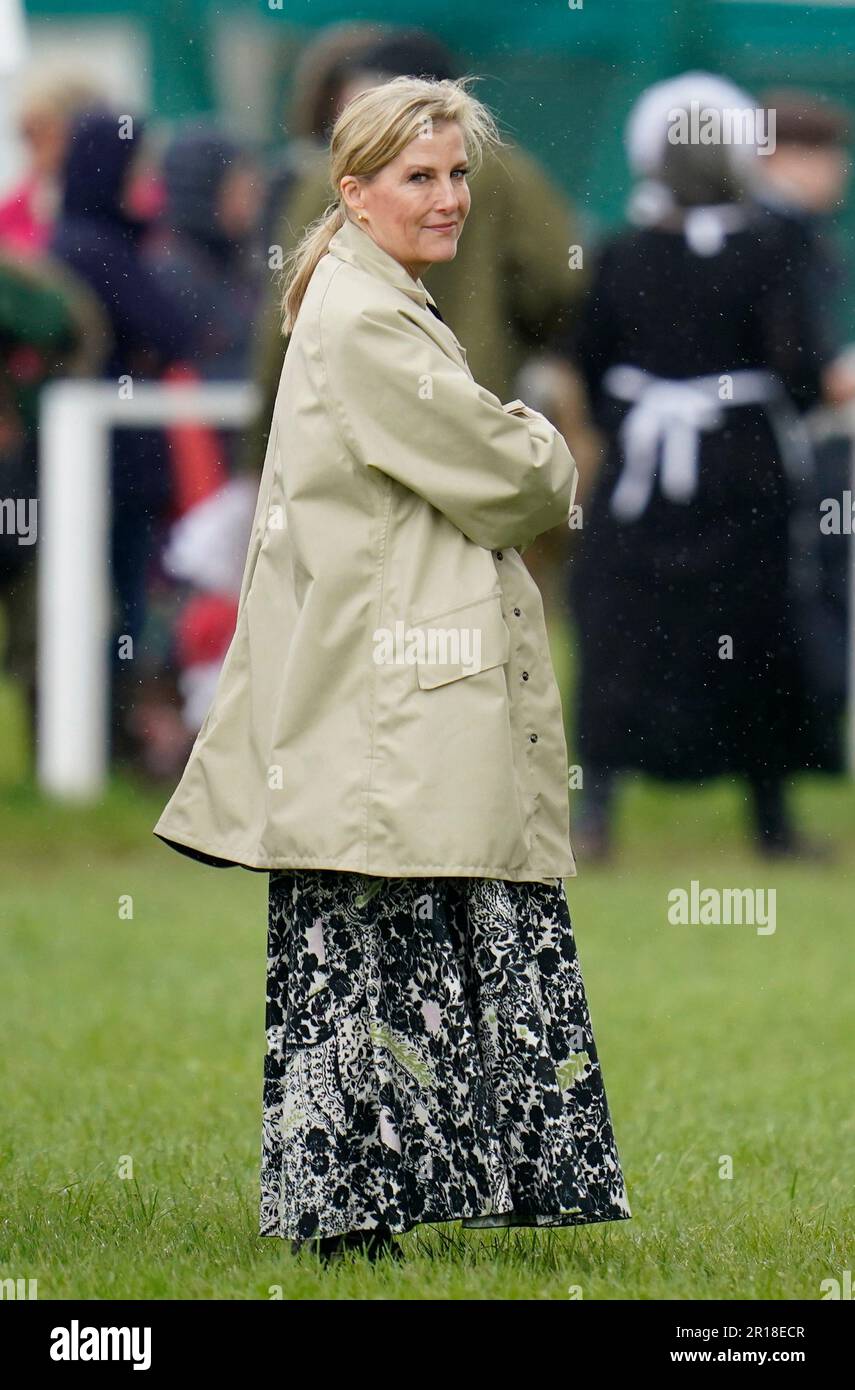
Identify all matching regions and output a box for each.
[153,214,579,882]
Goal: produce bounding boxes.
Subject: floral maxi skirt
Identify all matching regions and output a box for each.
[259,870,632,1241]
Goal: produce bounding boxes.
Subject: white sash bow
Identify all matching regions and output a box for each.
[603,364,785,520]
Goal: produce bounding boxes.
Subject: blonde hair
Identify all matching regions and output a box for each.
[278,74,504,335]
[18,64,106,122]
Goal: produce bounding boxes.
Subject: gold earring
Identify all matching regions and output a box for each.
[357,212,367,221]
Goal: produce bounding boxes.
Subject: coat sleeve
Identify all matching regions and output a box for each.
[320,297,578,551]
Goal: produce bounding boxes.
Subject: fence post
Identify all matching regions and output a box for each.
[36,379,259,799]
[37,382,111,797]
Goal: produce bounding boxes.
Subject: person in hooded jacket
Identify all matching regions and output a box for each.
[146,118,264,388]
[129,120,266,774]
[49,104,196,759]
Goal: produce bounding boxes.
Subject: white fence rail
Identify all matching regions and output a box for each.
[37,379,259,798]
[35,382,854,799]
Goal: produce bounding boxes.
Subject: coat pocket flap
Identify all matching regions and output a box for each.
[409,590,511,690]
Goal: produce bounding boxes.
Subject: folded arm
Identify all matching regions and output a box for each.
[320,295,577,551]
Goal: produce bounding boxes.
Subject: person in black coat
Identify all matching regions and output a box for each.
[752,90,854,780]
[49,105,196,756]
[565,73,841,860]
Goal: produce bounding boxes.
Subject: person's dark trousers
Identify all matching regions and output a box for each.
[578,767,620,828]
[746,771,795,848]
[578,764,797,852]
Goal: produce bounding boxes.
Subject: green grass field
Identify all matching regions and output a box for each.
[1,595,853,1304]
[1,758,852,1301]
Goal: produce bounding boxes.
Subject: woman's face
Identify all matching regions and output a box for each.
[340,119,471,281]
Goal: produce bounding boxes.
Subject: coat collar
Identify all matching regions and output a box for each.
[327,214,439,312]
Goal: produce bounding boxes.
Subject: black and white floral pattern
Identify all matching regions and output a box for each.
[259,870,631,1241]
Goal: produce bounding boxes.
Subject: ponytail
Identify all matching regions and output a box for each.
[279,200,345,336]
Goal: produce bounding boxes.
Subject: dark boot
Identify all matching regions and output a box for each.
[340,1226,404,1262]
[748,773,834,861]
[290,1233,349,1263]
[573,764,618,863]
[291,1226,403,1263]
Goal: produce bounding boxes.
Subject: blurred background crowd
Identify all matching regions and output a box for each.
[0,0,853,862]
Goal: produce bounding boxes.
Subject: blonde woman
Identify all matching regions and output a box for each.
[154,75,631,1263]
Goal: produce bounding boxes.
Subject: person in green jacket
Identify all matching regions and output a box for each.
[0,251,111,771]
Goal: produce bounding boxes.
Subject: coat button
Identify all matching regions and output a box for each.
[513,607,521,617]
[496,550,503,560]
[521,671,529,681]
[530,733,538,743]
